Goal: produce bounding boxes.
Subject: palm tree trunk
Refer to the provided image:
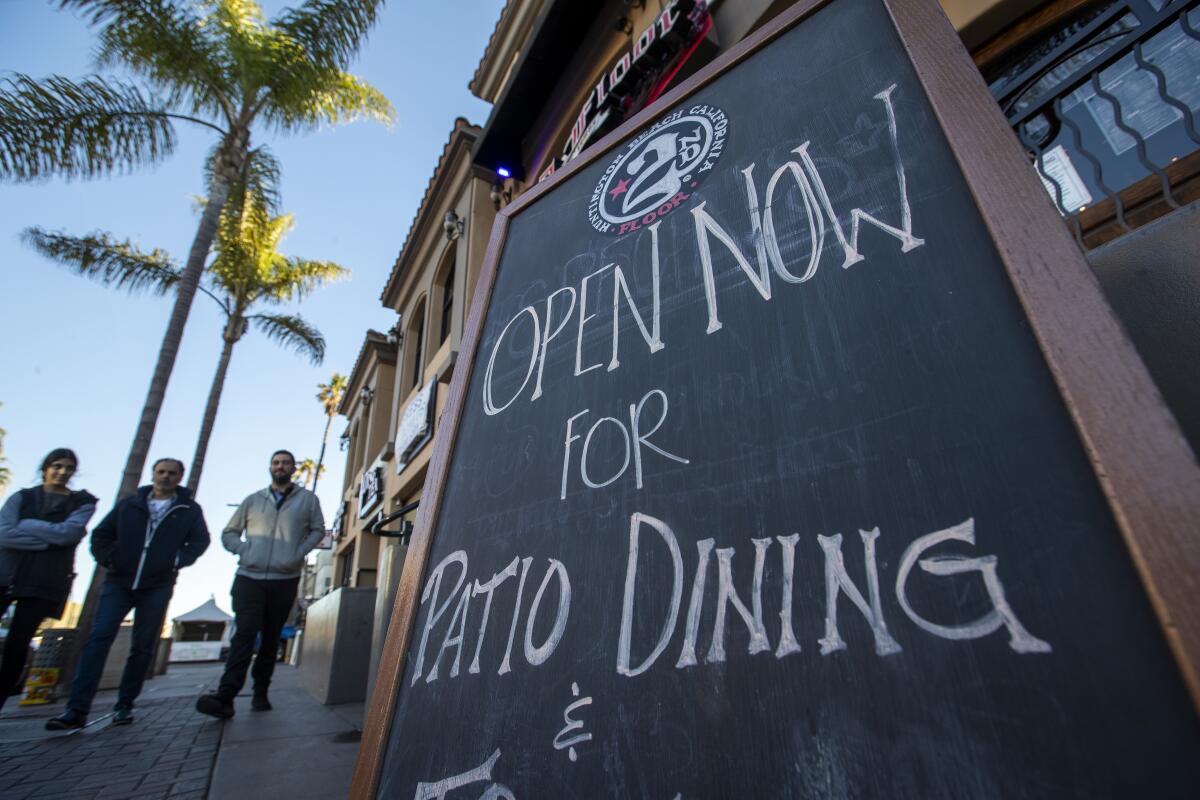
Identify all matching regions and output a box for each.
[187,332,237,494]
[61,136,245,694]
[118,173,235,500]
[312,413,333,493]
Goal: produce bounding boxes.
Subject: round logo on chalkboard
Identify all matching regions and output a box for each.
[589,104,728,235]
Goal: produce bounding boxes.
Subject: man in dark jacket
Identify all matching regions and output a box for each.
[46,458,209,729]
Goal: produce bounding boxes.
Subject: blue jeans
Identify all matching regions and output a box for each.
[66,579,173,715]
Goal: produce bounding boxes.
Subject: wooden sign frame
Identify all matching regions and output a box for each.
[351,0,1200,795]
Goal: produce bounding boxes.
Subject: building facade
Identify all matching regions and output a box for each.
[335,119,500,583]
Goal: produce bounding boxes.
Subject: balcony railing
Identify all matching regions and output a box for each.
[988,0,1200,248]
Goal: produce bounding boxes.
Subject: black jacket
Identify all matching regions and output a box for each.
[0,487,98,609]
[91,486,210,590]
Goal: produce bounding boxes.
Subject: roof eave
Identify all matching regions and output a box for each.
[379,121,482,309]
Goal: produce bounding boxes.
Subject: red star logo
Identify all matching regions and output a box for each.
[608,178,629,199]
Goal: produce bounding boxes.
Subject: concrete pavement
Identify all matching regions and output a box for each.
[208,666,363,800]
[0,662,363,799]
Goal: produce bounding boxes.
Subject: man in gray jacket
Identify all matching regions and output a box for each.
[196,450,324,718]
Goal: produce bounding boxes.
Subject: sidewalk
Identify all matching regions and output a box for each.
[0,663,363,799]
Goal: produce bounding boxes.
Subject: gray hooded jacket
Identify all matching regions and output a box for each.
[222,485,325,580]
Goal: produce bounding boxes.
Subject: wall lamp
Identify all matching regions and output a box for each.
[360,386,374,407]
[386,316,403,347]
[442,209,464,241]
[492,167,514,210]
[490,180,512,210]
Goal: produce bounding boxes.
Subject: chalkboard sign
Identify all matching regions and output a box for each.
[352,0,1200,796]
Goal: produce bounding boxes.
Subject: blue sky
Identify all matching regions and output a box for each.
[0,0,504,621]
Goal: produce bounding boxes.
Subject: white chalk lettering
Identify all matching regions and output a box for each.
[498,557,533,675]
[413,748,513,800]
[795,84,924,268]
[775,533,802,658]
[817,528,903,656]
[761,160,825,284]
[691,200,772,334]
[480,85,928,416]
[560,410,590,500]
[610,516,1049,677]
[581,416,631,490]
[524,559,572,665]
[629,389,689,490]
[618,512,684,677]
[896,518,1051,653]
[531,287,577,401]
[483,307,541,416]
[426,583,472,682]
[412,551,468,685]
[412,553,577,683]
[675,538,714,669]
[707,538,772,663]
[562,388,688,497]
[552,682,593,762]
[575,264,612,376]
[608,222,665,371]
[469,557,521,674]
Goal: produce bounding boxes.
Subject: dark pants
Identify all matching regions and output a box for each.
[218,575,298,700]
[66,579,172,715]
[0,595,60,705]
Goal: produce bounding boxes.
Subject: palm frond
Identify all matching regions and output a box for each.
[66,0,237,123]
[59,0,182,26]
[240,146,281,211]
[0,73,175,182]
[316,372,347,415]
[273,0,385,69]
[208,203,284,297]
[21,227,180,294]
[249,312,325,363]
[263,257,349,303]
[206,147,282,299]
[264,65,394,132]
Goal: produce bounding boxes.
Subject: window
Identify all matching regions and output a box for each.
[981,0,1200,244]
[409,299,426,389]
[339,543,355,588]
[439,257,456,345]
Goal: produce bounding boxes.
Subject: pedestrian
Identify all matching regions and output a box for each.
[46,458,209,729]
[196,450,324,718]
[0,449,98,713]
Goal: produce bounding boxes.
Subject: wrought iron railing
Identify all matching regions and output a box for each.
[988,0,1200,247]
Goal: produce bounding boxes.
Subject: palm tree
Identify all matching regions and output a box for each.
[24,177,348,494]
[313,373,347,492]
[188,189,347,493]
[295,457,325,489]
[4,0,389,693]
[1,0,391,502]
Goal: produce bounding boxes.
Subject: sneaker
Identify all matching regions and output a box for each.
[112,707,134,725]
[195,693,235,719]
[45,710,87,730]
[250,693,272,712]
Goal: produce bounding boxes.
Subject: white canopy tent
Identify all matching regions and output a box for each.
[170,596,234,662]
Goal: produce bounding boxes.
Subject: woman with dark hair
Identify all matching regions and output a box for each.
[0,449,97,712]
